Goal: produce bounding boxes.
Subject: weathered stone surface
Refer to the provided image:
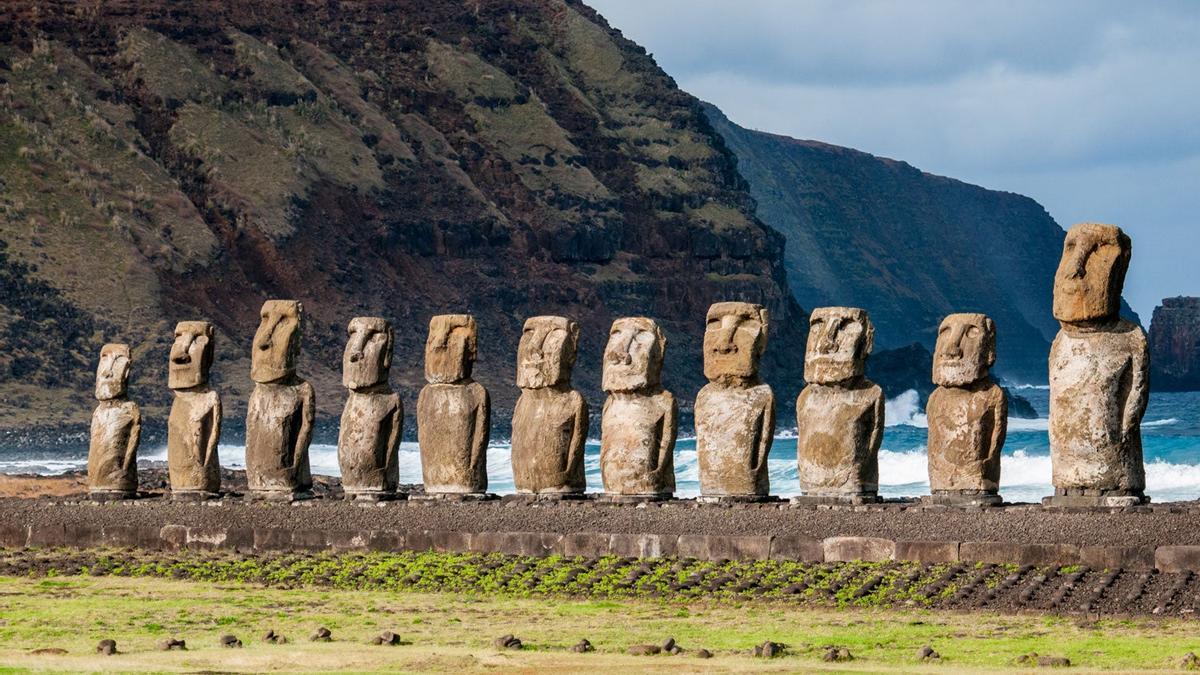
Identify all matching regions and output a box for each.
[337,318,401,498]
[823,536,895,562]
[1149,296,1200,391]
[167,321,221,496]
[600,317,676,497]
[895,541,960,563]
[418,315,489,495]
[245,301,314,498]
[796,307,882,499]
[88,344,140,496]
[696,302,774,497]
[1048,224,1148,504]
[1155,546,1200,573]
[511,316,588,495]
[927,314,1006,499]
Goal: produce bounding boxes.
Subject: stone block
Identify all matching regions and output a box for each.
[326,530,371,551]
[0,524,29,548]
[558,532,610,558]
[961,541,1080,567]
[367,530,405,552]
[678,535,771,561]
[1155,546,1200,573]
[159,524,188,548]
[290,529,327,551]
[769,535,824,561]
[609,533,678,558]
[428,530,473,554]
[895,541,959,563]
[823,536,896,562]
[253,528,293,551]
[1080,545,1154,571]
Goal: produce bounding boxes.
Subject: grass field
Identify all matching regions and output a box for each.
[1,573,1199,673]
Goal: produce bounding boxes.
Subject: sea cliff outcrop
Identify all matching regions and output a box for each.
[1149,297,1200,391]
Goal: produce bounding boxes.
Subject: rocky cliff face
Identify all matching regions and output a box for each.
[0,0,807,433]
[705,104,1140,384]
[1149,297,1200,391]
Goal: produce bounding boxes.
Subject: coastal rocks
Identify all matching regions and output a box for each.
[1047,223,1149,507]
[795,307,883,503]
[167,321,222,498]
[417,315,490,496]
[926,314,1006,506]
[1149,296,1200,391]
[511,316,588,496]
[245,300,315,500]
[337,318,402,500]
[695,302,775,500]
[87,344,141,498]
[600,317,677,500]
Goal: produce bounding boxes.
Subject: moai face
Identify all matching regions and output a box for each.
[603,317,665,393]
[95,343,131,401]
[805,307,873,385]
[168,321,215,390]
[933,313,996,387]
[1053,222,1131,324]
[516,316,579,389]
[425,314,477,384]
[251,300,303,384]
[343,317,393,390]
[702,302,768,382]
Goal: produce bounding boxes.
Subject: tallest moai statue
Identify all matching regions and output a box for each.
[1047,223,1149,507]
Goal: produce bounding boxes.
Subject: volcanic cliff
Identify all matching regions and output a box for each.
[1149,297,1200,391]
[0,0,807,434]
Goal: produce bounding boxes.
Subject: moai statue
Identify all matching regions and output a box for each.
[88,343,141,498]
[695,302,775,501]
[167,321,222,498]
[338,317,402,500]
[926,313,1006,506]
[600,317,677,500]
[417,315,490,497]
[510,316,588,496]
[795,307,884,504]
[245,300,314,500]
[1047,222,1149,507]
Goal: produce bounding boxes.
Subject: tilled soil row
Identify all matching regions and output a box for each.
[2,547,1199,617]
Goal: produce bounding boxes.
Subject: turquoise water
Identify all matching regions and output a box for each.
[5,390,1199,503]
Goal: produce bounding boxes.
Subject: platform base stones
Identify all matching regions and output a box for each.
[501,492,589,504]
[87,489,137,502]
[344,491,403,503]
[596,494,672,504]
[170,490,221,502]
[248,489,315,503]
[1043,488,1149,508]
[409,492,496,502]
[696,495,781,505]
[924,491,1002,507]
[790,493,881,506]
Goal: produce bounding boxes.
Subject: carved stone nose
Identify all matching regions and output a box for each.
[350,352,362,363]
[172,354,192,365]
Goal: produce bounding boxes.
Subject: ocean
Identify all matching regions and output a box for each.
[4,388,1199,503]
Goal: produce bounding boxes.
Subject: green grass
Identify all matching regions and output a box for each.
[0,573,1198,672]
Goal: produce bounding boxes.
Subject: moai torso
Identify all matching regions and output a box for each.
[167,321,222,494]
[926,313,1006,496]
[244,300,314,496]
[511,316,588,494]
[337,318,402,496]
[417,314,490,494]
[696,302,774,498]
[796,307,883,498]
[88,344,141,495]
[600,317,677,497]
[1047,223,1148,499]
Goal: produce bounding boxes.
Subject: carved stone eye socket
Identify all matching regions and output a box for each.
[967,326,981,339]
[938,325,949,336]
[706,318,720,327]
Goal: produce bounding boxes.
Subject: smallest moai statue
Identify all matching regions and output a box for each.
[245,300,315,500]
[88,343,141,499]
[338,317,403,501]
[510,316,589,497]
[794,307,884,504]
[417,315,491,498]
[695,302,775,502]
[599,317,677,501]
[926,314,1006,506]
[167,321,222,499]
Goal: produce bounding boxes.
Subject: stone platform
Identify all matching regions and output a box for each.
[4,494,1200,571]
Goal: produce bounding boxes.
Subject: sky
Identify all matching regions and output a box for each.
[587,0,1200,321]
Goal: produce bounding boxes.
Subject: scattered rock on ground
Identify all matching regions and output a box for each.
[628,644,662,656]
[662,637,676,652]
[696,648,713,659]
[156,638,186,651]
[918,644,939,660]
[1182,652,1200,669]
[493,634,523,650]
[29,648,68,655]
[96,639,117,655]
[752,640,785,658]
[1037,655,1071,667]
[570,638,593,653]
[373,631,400,646]
[823,647,853,662]
[310,626,332,642]
[219,634,242,648]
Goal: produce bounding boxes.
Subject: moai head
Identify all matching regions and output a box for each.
[516,316,580,389]
[425,314,477,384]
[95,343,131,401]
[343,317,394,391]
[168,321,215,390]
[603,317,665,393]
[702,302,768,383]
[1053,222,1132,325]
[804,307,874,385]
[933,313,996,387]
[251,300,303,384]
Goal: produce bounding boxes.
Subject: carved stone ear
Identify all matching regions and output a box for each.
[984,316,997,368]
[755,307,770,353]
[383,324,395,370]
[862,315,875,355]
